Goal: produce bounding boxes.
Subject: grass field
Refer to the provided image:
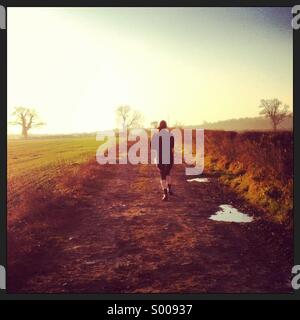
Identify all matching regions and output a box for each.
[7,136,100,208]
[8,131,293,226]
[8,136,100,179]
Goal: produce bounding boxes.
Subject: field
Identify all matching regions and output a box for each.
[7,131,293,293]
[8,131,293,225]
[8,136,100,208]
[8,136,100,179]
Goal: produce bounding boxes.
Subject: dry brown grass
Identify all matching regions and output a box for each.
[202,130,293,227]
[8,159,105,226]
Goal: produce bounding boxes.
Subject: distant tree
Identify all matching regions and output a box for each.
[173,121,184,129]
[9,107,45,138]
[116,105,143,130]
[259,98,291,132]
[150,121,158,129]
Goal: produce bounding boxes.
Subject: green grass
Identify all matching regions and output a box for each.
[8,136,101,204]
[8,136,100,179]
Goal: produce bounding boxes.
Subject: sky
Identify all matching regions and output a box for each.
[7,7,293,134]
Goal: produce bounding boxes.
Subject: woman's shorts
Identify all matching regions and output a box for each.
[157,163,173,180]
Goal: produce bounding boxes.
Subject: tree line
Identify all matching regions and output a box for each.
[9,98,292,139]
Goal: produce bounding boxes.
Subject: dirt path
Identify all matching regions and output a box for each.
[8,162,293,293]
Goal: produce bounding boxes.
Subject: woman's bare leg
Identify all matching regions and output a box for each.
[166,175,171,186]
[161,179,167,190]
[160,179,168,200]
[166,175,173,194]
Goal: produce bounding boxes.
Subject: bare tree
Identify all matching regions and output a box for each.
[150,121,158,129]
[116,105,142,130]
[259,98,291,132]
[173,121,184,129]
[9,107,45,138]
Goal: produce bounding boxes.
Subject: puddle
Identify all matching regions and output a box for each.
[209,204,253,223]
[187,178,209,183]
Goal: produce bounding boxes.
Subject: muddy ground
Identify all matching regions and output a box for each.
[8,161,293,293]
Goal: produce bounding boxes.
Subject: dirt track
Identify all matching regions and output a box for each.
[8,161,293,293]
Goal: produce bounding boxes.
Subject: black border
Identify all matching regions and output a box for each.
[0,0,7,297]
[0,0,299,300]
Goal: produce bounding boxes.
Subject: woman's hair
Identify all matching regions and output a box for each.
[158,120,167,130]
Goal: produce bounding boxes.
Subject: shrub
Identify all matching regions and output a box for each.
[202,130,293,227]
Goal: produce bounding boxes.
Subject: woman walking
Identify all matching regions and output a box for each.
[151,120,174,201]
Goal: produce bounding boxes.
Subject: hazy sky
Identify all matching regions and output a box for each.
[8,7,293,134]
